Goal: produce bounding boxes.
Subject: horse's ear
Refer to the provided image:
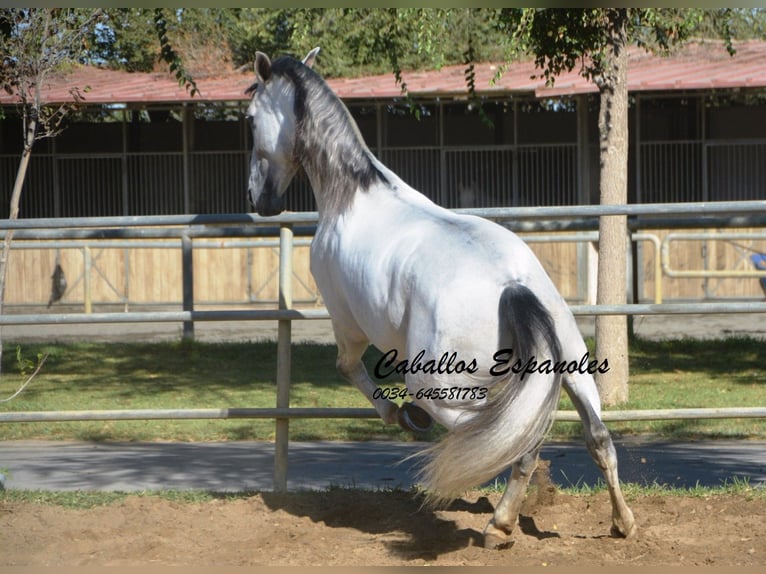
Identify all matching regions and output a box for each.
[255,52,272,82]
[302,47,320,69]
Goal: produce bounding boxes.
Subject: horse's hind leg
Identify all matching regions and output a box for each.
[563,372,637,538]
[482,449,539,549]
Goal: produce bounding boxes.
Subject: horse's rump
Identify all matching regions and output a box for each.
[415,282,563,504]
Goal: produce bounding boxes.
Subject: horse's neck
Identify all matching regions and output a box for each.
[296,90,439,221]
[296,89,396,219]
[301,156,354,218]
[301,143,383,219]
[307,152,437,225]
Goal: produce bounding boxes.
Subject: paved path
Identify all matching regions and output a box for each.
[2,439,765,493]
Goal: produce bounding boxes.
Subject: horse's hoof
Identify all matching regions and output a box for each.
[611,521,637,539]
[483,532,514,550]
[397,402,434,433]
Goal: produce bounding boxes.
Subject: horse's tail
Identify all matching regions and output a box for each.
[416,282,563,505]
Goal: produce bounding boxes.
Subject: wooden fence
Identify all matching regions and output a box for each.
[6,228,766,310]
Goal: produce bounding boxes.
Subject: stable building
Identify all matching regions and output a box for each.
[1,40,765,308]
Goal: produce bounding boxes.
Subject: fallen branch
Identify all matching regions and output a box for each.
[0,352,49,403]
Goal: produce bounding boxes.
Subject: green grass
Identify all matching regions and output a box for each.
[556,336,766,439]
[0,341,413,442]
[3,476,765,510]
[0,488,234,509]
[480,473,766,502]
[0,336,764,442]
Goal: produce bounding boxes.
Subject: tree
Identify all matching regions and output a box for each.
[0,7,197,379]
[0,9,99,375]
[502,8,732,404]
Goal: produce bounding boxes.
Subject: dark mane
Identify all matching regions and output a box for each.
[270,56,389,215]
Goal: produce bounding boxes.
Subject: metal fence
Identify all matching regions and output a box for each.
[2,200,766,491]
[5,136,766,219]
[638,140,766,203]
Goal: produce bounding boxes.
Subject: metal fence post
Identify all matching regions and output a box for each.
[181,233,194,340]
[274,224,293,492]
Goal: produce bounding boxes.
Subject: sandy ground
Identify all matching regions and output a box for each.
[2,463,764,567]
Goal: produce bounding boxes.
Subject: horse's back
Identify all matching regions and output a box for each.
[312,181,567,359]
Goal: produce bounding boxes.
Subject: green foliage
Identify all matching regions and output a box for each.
[5,7,756,99]
[86,9,157,72]
[6,8,762,89]
[153,8,198,97]
[1,8,201,96]
[14,346,41,379]
[226,9,296,69]
[74,8,510,81]
[498,8,740,88]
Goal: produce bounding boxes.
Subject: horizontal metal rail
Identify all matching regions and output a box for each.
[567,302,766,315]
[0,309,330,325]
[662,231,766,278]
[3,225,319,241]
[7,238,314,250]
[3,407,765,424]
[0,408,377,422]
[2,200,765,230]
[3,301,766,326]
[7,216,766,240]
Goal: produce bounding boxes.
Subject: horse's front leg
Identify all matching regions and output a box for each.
[483,449,539,549]
[336,346,398,425]
[335,338,432,433]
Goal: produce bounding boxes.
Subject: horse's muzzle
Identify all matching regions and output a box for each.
[253,191,285,217]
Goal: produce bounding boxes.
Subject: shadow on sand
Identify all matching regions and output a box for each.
[260,462,561,560]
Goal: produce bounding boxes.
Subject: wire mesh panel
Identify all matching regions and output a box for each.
[444,148,514,208]
[381,148,442,204]
[639,142,703,203]
[127,154,185,216]
[517,145,578,206]
[1,154,57,218]
[707,142,766,201]
[4,94,766,221]
[58,156,123,217]
[190,151,249,213]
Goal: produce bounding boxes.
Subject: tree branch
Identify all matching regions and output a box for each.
[0,353,49,403]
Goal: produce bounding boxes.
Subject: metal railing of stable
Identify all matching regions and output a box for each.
[2,199,766,491]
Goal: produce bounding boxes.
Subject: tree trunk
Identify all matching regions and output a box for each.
[594,11,630,406]
[0,114,37,373]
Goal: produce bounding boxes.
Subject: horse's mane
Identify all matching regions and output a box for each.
[270,56,389,215]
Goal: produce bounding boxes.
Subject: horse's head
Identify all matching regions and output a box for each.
[245,48,320,216]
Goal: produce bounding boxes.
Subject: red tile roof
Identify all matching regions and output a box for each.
[2,40,765,106]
